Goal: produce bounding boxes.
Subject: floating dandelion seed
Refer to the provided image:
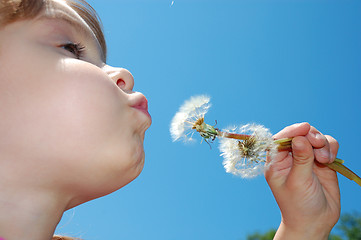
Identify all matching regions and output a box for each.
[171,1,174,6]
[219,124,278,178]
[170,95,213,142]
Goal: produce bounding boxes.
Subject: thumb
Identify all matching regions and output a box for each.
[289,136,315,182]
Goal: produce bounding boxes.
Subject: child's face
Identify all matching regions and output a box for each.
[0,1,151,205]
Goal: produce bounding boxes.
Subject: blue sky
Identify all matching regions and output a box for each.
[56,0,361,239]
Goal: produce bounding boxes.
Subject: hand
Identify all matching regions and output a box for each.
[265,122,340,240]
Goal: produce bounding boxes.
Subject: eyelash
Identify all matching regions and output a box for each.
[60,42,85,59]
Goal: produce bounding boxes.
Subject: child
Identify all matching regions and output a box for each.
[0,0,340,239]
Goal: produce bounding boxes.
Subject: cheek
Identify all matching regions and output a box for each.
[44,62,131,150]
[3,59,133,161]
[53,63,123,127]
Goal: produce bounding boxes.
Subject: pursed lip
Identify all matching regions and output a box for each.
[129,93,151,119]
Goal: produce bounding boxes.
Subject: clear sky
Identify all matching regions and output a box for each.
[56,0,361,239]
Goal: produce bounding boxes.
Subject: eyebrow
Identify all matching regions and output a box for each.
[38,11,105,62]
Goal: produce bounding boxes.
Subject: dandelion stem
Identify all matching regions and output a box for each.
[326,161,361,187]
[216,130,250,140]
[274,138,293,150]
[274,138,293,145]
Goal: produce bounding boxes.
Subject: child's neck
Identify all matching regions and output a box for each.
[0,185,68,240]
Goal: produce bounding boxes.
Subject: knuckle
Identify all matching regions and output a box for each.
[294,154,312,164]
[292,137,313,163]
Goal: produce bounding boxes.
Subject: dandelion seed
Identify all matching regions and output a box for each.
[171,1,174,6]
[219,124,277,178]
[170,95,214,142]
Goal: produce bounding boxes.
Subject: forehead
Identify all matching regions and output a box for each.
[39,0,105,62]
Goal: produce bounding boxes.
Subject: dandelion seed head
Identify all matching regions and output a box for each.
[170,95,211,142]
[219,124,277,178]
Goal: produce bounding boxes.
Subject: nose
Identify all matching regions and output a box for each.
[103,65,134,92]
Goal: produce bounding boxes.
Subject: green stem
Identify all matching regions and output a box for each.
[274,138,293,145]
[274,138,293,150]
[325,161,361,187]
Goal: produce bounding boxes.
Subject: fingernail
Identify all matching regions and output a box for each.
[308,128,321,138]
[315,132,324,140]
[320,148,330,161]
[293,122,303,127]
[308,131,316,138]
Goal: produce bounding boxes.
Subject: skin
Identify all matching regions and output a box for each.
[0,1,151,240]
[265,122,340,240]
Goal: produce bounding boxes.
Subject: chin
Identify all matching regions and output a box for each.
[65,143,147,209]
[129,148,146,177]
[114,145,145,184]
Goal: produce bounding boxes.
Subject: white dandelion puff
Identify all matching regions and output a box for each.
[219,124,277,178]
[170,95,211,142]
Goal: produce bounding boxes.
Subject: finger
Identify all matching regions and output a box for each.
[265,152,293,182]
[325,135,339,163]
[273,122,311,140]
[289,136,315,181]
[269,122,311,164]
[266,147,288,163]
[306,126,331,164]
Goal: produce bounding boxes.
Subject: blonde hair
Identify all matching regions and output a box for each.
[0,0,107,61]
